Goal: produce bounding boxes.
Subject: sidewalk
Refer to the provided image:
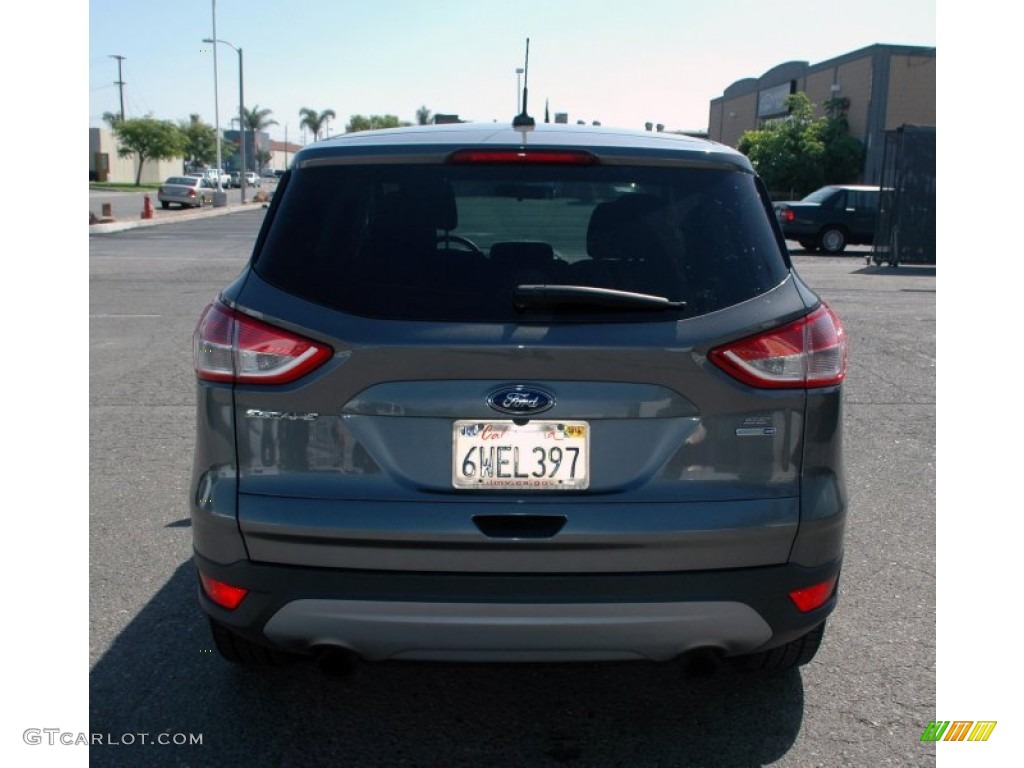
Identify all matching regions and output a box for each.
[89,198,267,235]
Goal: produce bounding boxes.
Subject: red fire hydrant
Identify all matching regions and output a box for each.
[141,194,154,220]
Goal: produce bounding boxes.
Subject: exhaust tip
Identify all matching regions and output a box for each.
[312,646,358,679]
[678,647,724,679]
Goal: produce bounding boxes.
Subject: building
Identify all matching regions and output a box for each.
[269,140,302,172]
[222,130,272,174]
[708,44,935,185]
[89,127,183,184]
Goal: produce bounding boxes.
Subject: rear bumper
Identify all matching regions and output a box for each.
[195,552,840,662]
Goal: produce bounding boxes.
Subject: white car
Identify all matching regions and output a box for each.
[202,168,231,187]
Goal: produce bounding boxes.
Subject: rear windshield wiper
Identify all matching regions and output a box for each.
[513,284,687,313]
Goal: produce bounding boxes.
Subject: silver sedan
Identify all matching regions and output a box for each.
[157,176,215,209]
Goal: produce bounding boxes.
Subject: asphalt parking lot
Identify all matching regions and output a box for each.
[88,210,935,766]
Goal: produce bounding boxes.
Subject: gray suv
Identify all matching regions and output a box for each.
[191,124,848,673]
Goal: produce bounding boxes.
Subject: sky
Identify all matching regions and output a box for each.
[88,0,935,142]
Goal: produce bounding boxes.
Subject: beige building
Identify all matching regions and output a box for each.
[269,140,303,172]
[89,127,184,184]
[708,44,935,185]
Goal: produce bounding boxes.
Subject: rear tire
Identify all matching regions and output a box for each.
[798,240,817,252]
[728,621,826,674]
[160,201,170,210]
[209,617,297,667]
[818,227,847,254]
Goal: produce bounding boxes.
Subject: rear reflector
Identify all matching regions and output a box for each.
[193,301,332,384]
[447,149,597,165]
[788,575,838,612]
[199,573,249,610]
[709,304,848,389]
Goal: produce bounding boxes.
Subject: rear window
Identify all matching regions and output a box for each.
[254,163,788,322]
[166,177,196,186]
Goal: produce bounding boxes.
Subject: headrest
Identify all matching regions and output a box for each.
[586,194,663,260]
[399,179,458,231]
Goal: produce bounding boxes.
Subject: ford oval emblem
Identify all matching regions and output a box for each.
[486,385,555,416]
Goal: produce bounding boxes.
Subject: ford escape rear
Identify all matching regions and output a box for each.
[191,123,848,672]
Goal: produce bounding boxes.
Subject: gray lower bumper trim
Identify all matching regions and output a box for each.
[262,599,773,662]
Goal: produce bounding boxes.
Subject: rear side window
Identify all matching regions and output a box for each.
[802,186,840,205]
[850,190,879,211]
[254,163,788,322]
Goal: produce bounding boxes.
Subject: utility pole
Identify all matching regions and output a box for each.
[109,55,126,122]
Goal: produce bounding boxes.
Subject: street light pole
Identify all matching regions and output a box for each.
[239,46,245,202]
[211,1,222,193]
[204,37,246,203]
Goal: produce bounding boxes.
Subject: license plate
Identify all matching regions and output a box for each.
[453,420,589,490]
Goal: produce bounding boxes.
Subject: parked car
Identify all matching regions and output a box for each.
[157,175,214,209]
[774,184,880,253]
[227,171,241,188]
[261,168,277,179]
[243,171,261,188]
[201,167,231,188]
[192,123,849,674]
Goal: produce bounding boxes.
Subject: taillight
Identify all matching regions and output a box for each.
[447,149,597,165]
[199,573,248,610]
[779,207,795,223]
[193,301,332,384]
[709,304,848,389]
[187,189,196,197]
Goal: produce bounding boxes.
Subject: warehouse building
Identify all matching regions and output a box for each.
[708,43,935,185]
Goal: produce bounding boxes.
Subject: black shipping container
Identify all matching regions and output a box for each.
[871,125,935,266]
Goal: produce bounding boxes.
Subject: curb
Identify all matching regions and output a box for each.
[89,202,267,235]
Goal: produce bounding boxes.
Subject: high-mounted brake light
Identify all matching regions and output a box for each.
[199,572,249,610]
[708,304,848,389]
[447,149,597,165]
[193,301,332,384]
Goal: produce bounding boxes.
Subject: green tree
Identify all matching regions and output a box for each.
[819,97,865,185]
[738,93,864,198]
[240,105,279,171]
[345,114,410,133]
[102,111,122,129]
[243,104,278,133]
[299,107,337,141]
[178,114,226,170]
[415,105,432,125]
[113,117,184,185]
[255,149,272,172]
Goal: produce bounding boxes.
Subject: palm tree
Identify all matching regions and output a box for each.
[243,104,278,134]
[299,107,337,142]
[240,105,278,171]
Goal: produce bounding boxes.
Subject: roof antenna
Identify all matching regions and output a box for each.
[512,38,535,127]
